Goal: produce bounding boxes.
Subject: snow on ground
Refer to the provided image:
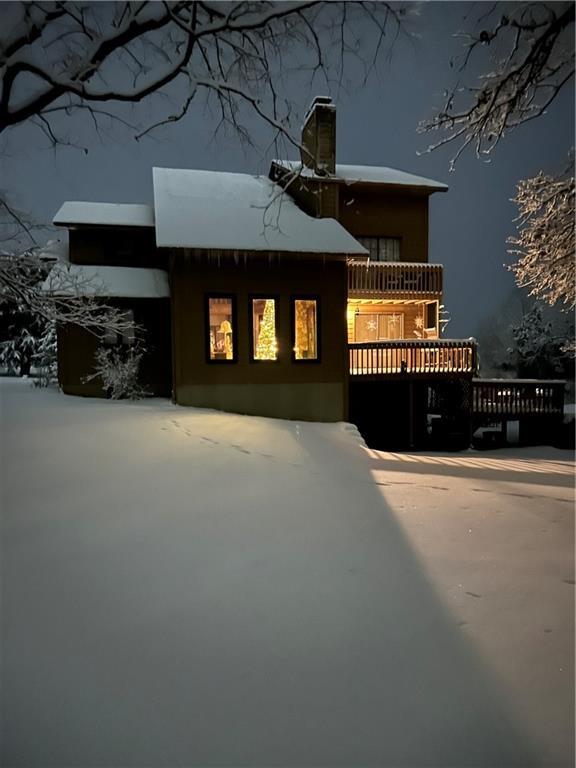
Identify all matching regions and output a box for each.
[1,379,574,767]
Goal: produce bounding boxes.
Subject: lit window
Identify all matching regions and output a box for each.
[358,237,401,262]
[251,298,278,360]
[207,296,235,361]
[293,298,318,360]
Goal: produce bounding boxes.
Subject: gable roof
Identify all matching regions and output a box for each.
[152,167,368,255]
[272,160,448,192]
[53,202,155,228]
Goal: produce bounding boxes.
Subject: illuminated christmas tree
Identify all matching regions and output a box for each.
[255,300,277,360]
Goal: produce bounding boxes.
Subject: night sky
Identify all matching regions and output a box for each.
[2,2,574,338]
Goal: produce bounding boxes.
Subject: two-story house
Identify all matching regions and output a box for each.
[47,97,477,442]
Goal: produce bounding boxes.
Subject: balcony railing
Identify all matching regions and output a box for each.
[349,339,477,377]
[348,262,443,299]
[472,379,565,417]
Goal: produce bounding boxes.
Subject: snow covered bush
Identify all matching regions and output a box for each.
[87,342,149,400]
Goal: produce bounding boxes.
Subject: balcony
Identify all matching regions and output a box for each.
[348,262,443,299]
[349,339,477,378]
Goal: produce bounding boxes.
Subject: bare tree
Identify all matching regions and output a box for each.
[508,163,575,309]
[0,2,404,151]
[419,2,574,166]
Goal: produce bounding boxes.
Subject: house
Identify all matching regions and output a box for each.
[48,96,478,434]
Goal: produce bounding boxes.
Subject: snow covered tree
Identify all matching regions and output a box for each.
[509,304,572,378]
[0,247,139,384]
[0,247,137,336]
[419,2,574,345]
[508,164,575,309]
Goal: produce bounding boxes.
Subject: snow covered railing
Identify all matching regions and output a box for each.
[349,339,477,377]
[348,262,443,299]
[472,379,565,417]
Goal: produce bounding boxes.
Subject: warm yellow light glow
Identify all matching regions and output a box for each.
[254,299,277,360]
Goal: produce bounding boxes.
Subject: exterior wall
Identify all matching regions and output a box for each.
[57,298,172,397]
[338,186,430,263]
[171,253,349,421]
[347,301,438,342]
[69,227,164,268]
[270,169,431,262]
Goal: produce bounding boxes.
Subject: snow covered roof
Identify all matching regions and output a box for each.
[53,202,155,228]
[41,264,169,298]
[272,160,448,192]
[152,167,368,255]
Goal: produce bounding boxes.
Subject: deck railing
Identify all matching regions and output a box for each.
[349,339,477,377]
[472,379,565,417]
[348,262,443,299]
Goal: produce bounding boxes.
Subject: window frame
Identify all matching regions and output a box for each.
[204,293,238,364]
[425,301,438,332]
[357,236,402,262]
[248,294,280,364]
[290,295,321,364]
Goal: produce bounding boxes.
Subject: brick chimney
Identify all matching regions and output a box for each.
[300,96,336,175]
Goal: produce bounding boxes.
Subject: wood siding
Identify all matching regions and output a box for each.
[69,227,164,268]
[170,253,349,421]
[347,302,438,342]
[57,298,172,397]
[338,186,430,263]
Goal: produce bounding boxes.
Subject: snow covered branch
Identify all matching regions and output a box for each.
[508,163,575,309]
[0,248,139,338]
[419,2,574,167]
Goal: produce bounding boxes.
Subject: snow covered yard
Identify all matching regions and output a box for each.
[1,378,574,767]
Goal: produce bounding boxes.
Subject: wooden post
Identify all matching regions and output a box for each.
[408,380,414,449]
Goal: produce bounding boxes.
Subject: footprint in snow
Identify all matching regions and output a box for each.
[231,444,251,454]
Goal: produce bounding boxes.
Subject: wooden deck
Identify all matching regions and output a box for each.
[472,379,566,418]
[348,262,443,299]
[349,339,477,378]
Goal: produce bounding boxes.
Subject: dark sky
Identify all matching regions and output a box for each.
[2,2,574,338]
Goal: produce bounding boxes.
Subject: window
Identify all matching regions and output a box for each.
[355,312,404,341]
[293,298,319,361]
[104,309,135,345]
[251,298,278,361]
[358,237,401,262]
[207,296,236,361]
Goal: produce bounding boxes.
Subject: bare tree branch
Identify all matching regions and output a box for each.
[419,2,574,168]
